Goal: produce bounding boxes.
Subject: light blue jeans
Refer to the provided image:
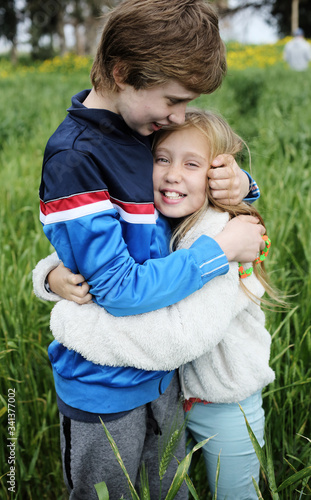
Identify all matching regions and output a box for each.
[186,391,264,500]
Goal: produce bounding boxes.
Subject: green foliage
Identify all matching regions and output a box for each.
[0,64,310,499]
[227,69,266,116]
[95,418,211,500]
[241,407,311,498]
[158,403,187,486]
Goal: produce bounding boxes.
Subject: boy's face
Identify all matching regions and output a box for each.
[115,80,199,136]
[153,127,210,219]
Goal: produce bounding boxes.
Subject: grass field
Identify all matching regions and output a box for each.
[0,52,311,499]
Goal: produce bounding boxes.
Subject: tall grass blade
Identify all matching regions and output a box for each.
[212,452,221,500]
[240,405,280,499]
[239,405,267,475]
[252,477,264,499]
[99,418,140,500]
[158,401,186,484]
[94,481,110,500]
[184,473,200,500]
[164,437,213,500]
[276,466,311,493]
[139,463,150,500]
[264,433,279,500]
[159,429,181,481]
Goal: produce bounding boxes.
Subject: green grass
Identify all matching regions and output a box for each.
[0,66,310,499]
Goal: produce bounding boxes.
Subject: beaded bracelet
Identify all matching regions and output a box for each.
[238,235,271,279]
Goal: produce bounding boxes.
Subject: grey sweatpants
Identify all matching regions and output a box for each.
[59,372,187,500]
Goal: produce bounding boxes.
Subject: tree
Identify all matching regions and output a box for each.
[24,0,67,59]
[291,0,299,33]
[214,0,272,18]
[23,0,122,58]
[67,0,105,56]
[213,0,311,38]
[0,0,19,63]
[268,0,311,36]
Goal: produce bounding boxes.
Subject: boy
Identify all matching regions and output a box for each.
[37,1,265,498]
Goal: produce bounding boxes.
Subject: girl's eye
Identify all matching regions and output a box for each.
[187,162,199,168]
[156,157,169,164]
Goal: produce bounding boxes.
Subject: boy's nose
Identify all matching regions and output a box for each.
[168,104,187,125]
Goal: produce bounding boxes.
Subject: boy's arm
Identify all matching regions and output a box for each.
[39,151,263,316]
[242,171,260,202]
[41,204,264,317]
[39,150,228,316]
[42,209,227,316]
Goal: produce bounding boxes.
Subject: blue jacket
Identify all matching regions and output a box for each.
[40,90,260,415]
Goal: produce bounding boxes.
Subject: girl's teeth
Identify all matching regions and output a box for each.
[163,191,184,199]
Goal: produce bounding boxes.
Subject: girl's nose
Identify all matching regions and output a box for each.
[165,163,182,183]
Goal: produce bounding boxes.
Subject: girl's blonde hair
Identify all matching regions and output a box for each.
[152,109,279,304]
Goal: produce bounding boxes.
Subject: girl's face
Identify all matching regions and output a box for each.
[153,126,210,218]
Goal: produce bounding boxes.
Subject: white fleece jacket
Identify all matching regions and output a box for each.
[33,208,275,403]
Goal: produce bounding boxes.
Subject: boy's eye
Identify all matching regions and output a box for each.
[168,98,180,105]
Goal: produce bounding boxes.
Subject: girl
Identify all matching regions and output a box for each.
[34,110,275,499]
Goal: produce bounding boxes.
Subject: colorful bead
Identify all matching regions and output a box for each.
[238,264,253,279]
[239,236,271,279]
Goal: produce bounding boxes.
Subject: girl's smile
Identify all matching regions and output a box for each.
[153,126,210,218]
[160,189,186,202]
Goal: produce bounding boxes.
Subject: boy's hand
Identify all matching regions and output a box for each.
[48,263,92,304]
[208,154,250,205]
[214,215,266,263]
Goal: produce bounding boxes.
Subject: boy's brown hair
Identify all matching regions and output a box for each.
[91,0,226,95]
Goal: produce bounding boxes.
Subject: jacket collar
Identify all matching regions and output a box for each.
[67,90,152,148]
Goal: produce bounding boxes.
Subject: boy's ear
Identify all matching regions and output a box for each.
[112,63,127,90]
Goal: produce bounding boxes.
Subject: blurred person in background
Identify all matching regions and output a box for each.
[283,28,311,71]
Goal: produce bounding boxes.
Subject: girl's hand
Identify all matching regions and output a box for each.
[48,263,93,304]
[208,154,250,205]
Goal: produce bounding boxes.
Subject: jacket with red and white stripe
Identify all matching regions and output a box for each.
[39,90,259,415]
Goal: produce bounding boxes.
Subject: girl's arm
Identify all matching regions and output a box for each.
[48,262,92,304]
[32,252,63,302]
[48,210,264,372]
[50,260,243,372]
[32,254,92,304]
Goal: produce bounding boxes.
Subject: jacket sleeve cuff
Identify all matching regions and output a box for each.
[32,252,62,302]
[189,235,229,285]
[243,170,260,203]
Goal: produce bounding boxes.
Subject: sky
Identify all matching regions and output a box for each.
[220,2,279,44]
